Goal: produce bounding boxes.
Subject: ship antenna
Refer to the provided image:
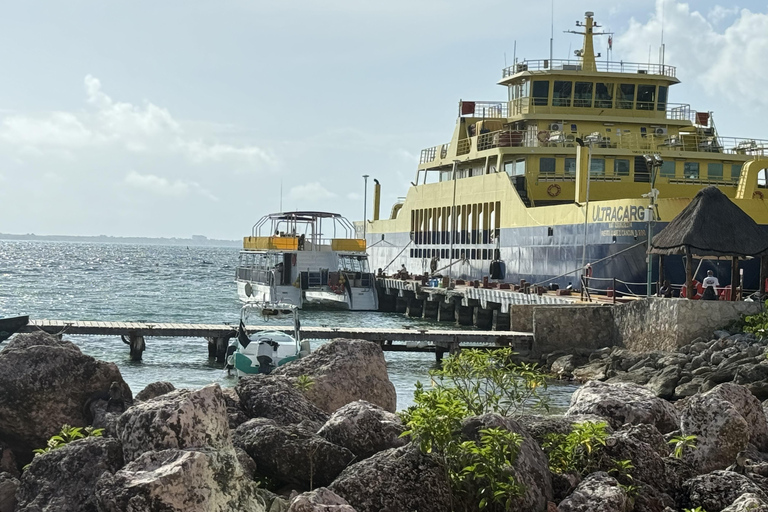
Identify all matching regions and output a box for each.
[549,0,554,65]
[660,1,666,66]
[280,179,283,212]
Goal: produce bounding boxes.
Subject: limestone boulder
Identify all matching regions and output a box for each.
[679,470,768,512]
[0,473,19,512]
[222,387,250,429]
[706,383,768,451]
[556,472,630,512]
[602,425,670,493]
[565,381,679,433]
[721,493,768,512]
[680,393,751,473]
[94,448,267,512]
[317,401,406,460]
[0,332,132,457]
[236,374,329,427]
[631,483,675,512]
[461,414,553,512]
[135,381,176,402]
[15,437,123,512]
[288,488,357,512]
[644,366,682,400]
[116,384,230,462]
[273,339,397,413]
[328,444,452,512]
[234,419,355,488]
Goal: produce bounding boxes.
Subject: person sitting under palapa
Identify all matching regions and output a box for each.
[701,270,720,301]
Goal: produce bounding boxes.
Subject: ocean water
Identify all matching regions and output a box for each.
[0,240,577,411]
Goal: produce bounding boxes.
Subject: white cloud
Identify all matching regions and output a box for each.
[0,75,275,172]
[346,192,361,201]
[124,171,218,201]
[708,5,739,25]
[289,182,336,201]
[618,1,768,108]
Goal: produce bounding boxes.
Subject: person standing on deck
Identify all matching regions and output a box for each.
[701,270,720,301]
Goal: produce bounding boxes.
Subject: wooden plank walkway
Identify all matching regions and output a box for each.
[19,319,532,345]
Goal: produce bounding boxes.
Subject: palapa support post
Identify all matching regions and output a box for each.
[731,257,740,302]
[685,247,693,300]
[761,256,768,295]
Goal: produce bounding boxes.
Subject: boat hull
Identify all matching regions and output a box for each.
[367,221,764,296]
[236,280,379,310]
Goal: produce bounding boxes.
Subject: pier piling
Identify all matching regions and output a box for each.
[455,305,474,326]
[406,298,424,318]
[422,300,439,320]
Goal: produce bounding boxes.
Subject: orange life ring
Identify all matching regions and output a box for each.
[537,130,550,143]
[754,190,764,200]
[547,184,562,197]
[291,254,297,266]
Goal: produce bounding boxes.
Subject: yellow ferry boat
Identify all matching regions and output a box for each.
[366,11,768,295]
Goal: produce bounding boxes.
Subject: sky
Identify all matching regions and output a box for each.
[1,0,767,239]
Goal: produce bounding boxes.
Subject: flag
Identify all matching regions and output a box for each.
[237,320,251,349]
[608,36,613,50]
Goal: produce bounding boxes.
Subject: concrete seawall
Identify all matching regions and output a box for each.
[532,298,764,355]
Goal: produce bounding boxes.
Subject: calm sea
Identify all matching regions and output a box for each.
[0,241,577,411]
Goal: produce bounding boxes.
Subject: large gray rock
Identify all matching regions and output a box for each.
[644,366,681,400]
[721,493,768,512]
[15,437,123,512]
[116,384,231,462]
[556,472,630,512]
[631,483,675,512]
[222,387,250,429]
[0,473,19,512]
[602,425,670,493]
[236,374,329,427]
[95,448,267,512]
[235,419,355,488]
[680,392,752,473]
[565,381,679,433]
[0,332,132,456]
[461,414,553,512]
[134,381,176,402]
[329,444,452,512]
[706,383,768,451]
[680,471,768,512]
[317,401,406,460]
[273,339,396,413]
[288,488,357,512]
[0,443,17,478]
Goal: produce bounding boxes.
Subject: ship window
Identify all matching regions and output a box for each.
[590,159,605,176]
[540,157,556,174]
[618,84,635,109]
[732,164,743,182]
[634,156,650,182]
[595,83,613,108]
[637,85,656,111]
[660,161,676,178]
[440,170,452,182]
[684,162,700,179]
[565,157,576,175]
[574,82,593,108]
[657,86,668,111]
[532,80,549,106]
[552,81,572,107]
[505,159,526,177]
[614,159,630,176]
[707,163,723,181]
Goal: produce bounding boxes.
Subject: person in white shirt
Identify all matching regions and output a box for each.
[701,270,720,300]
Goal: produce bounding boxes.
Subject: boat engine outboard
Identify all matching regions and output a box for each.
[257,339,280,374]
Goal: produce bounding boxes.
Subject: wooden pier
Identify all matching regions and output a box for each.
[17,319,533,363]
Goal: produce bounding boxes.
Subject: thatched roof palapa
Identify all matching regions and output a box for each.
[650,186,768,258]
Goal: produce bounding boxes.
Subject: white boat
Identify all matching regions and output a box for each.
[235,211,379,310]
[226,302,309,377]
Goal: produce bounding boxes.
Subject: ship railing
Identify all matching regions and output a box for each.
[502,59,676,78]
[419,146,437,164]
[236,267,272,284]
[458,100,509,118]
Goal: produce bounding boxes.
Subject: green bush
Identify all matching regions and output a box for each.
[25,424,104,469]
[541,421,611,476]
[400,348,548,511]
[733,300,768,338]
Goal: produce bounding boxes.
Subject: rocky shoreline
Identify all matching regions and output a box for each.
[2,330,768,511]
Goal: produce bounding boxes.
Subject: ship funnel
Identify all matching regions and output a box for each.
[373,179,381,221]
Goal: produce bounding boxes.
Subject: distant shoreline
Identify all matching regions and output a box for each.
[0,233,241,247]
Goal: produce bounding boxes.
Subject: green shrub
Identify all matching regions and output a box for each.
[668,434,698,459]
[400,348,548,511]
[541,421,611,476]
[734,300,768,338]
[293,374,315,392]
[24,424,104,470]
